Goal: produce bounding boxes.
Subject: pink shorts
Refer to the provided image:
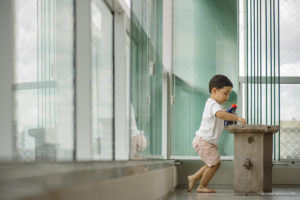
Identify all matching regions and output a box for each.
[192,135,220,167]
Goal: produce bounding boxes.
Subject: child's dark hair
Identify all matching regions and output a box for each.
[209,74,233,93]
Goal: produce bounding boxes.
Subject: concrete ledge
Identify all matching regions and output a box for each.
[37,167,177,200]
[0,160,178,200]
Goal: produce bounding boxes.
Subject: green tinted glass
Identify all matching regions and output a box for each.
[172,0,238,156]
[130,0,163,159]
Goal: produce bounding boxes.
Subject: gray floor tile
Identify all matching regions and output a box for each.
[165,186,300,200]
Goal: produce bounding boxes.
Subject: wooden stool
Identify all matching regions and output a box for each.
[226,125,279,195]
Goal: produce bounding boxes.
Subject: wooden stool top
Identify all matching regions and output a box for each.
[225,125,279,134]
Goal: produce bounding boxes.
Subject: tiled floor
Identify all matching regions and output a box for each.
[165,186,300,200]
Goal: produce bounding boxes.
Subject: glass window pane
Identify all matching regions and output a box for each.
[280,0,300,76]
[280,84,300,159]
[15,0,38,83]
[14,0,75,161]
[172,0,238,157]
[90,0,113,160]
[130,0,163,159]
[241,82,280,125]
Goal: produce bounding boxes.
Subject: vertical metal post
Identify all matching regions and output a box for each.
[162,0,173,159]
[0,0,15,161]
[75,0,92,161]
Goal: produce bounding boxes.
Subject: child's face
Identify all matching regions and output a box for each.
[211,86,232,104]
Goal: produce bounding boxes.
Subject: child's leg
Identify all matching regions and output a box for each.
[187,165,208,192]
[197,162,221,193]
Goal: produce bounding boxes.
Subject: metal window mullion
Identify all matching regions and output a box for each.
[42,0,45,127]
[274,0,277,159]
[254,0,256,124]
[37,0,40,127]
[273,0,276,126]
[255,0,259,123]
[75,0,93,160]
[44,0,47,127]
[253,0,258,124]
[239,76,300,84]
[48,1,51,128]
[270,0,273,126]
[45,1,48,128]
[250,0,253,124]
[265,0,268,124]
[54,0,57,127]
[45,0,48,127]
[257,0,260,124]
[39,0,42,127]
[162,0,173,159]
[277,0,280,160]
[270,0,275,159]
[246,0,249,124]
[50,1,53,128]
[251,0,254,124]
[260,0,262,124]
[0,0,15,160]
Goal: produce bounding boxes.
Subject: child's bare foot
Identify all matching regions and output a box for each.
[187,176,195,192]
[197,186,216,193]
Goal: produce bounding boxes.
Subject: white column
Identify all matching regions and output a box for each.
[239,0,247,118]
[0,0,15,161]
[75,0,92,161]
[114,13,130,160]
[162,0,173,159]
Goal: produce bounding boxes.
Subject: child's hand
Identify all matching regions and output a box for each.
[238,117,246,125]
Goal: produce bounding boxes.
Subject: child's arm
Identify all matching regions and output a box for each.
[215,110,246,125]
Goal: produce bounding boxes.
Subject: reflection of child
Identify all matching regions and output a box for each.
[130,105,147,157]
[188,75,246,193]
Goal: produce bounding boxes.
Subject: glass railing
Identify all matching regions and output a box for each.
[171,0,239,157]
